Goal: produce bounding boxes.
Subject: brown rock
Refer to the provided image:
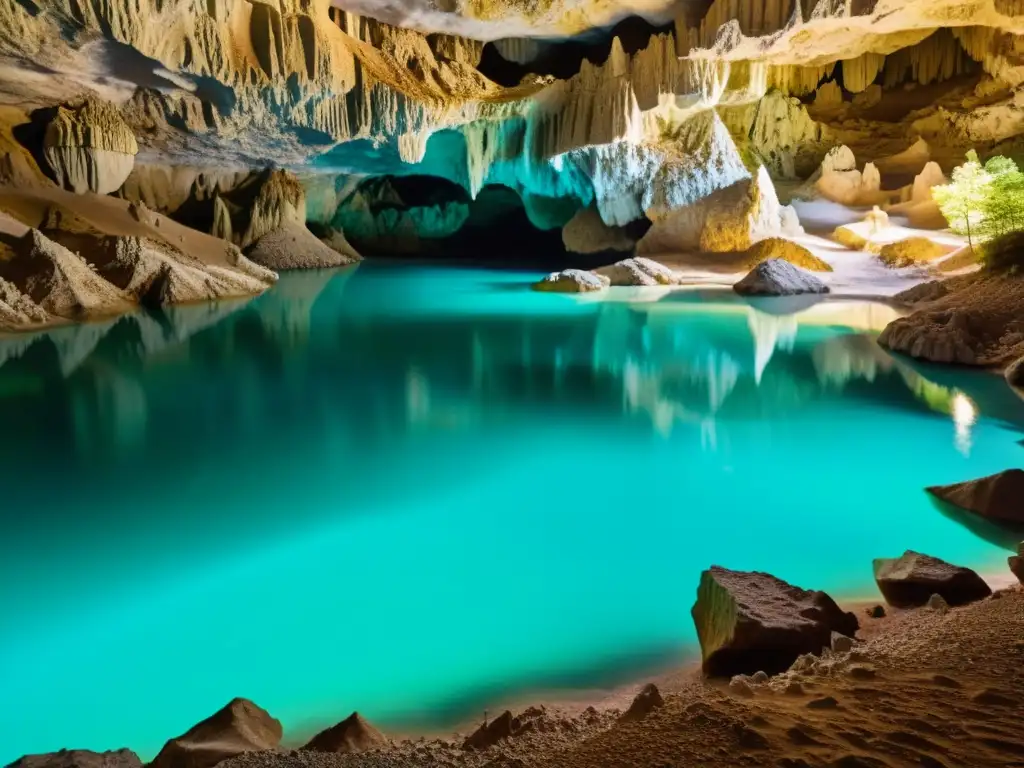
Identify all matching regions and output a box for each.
[690,566,858,677]
[301,712,387,754]
[1010,542,1023,584]
[149,698,282,768]
[1007,357,1024,389]
[462,711,514,751]
[927,470,1024,527]
[620,683,664,721]
[873,551,991,608]
[6,750,141,768]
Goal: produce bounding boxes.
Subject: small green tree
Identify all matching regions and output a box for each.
[981,156,1024,237]
[933,150,991,248]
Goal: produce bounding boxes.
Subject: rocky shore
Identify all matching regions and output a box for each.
[11,537,1023,768]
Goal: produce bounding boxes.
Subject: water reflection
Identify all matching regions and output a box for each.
[0,267,1014,463]
[2,264,1023,764]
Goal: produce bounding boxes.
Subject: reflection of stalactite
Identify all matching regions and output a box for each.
[746,308,798,384]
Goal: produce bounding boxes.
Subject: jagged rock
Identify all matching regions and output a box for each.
[318,229,362,263]
[302,712,387,754]
[877,309,982,365]
[595,257,680,286]
[740,238,832,272]
[873,551,992,608]
[690,566,858,677]
[247,223,360,270]
[6,750,142,768]
[533,269,608,293]
[1010,543,1023,584]
[878,238,946,268]
[0,229,132,317]
[0,276,50,327]
[620,683,664,721]
[149,698,283,768]
[733,259,829,296]
[240,170,307,248]
[561,207,634,255]
[43,100,138,195]
[463,711,514,751]
[927,470,1024,527]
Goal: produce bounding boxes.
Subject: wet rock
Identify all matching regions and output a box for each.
[532,269,608,293]
[6,750,142,768]
[873,551,991,608]
[734,258,829,296]
[620,683,664,721]
[927,470,1024,527]
[691,566,858,677]
[302,712,387,754]
[149,698,282,768]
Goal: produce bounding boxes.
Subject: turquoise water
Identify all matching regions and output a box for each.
[1,263,1022,763]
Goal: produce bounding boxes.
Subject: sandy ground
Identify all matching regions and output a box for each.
[221,584,1024,768]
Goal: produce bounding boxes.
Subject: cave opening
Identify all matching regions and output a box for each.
[477,15,674,87]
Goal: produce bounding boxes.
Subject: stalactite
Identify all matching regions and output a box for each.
[841,51,885,93]
[881,29,968,89]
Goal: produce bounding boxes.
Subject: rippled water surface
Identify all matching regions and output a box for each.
[1,263,1021,763]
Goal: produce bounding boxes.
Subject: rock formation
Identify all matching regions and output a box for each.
[733,259,830,296]
[533,269,608,293]
[6,751,142,768]
[927,470,1024,527]
[43,101,138,195]
[1011,542,1024,584]
[873,551,992,608]
[878,238,946,268]
[595,257,681,286]
[561,207,634,255]
[149,698,283,768]
[302,712,387,754]
[620,683,664,721]
[690,566,858,677]
[740,238,831,272]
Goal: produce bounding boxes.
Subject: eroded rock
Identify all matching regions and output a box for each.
[44,100,138,195]
[596,257,680,286]
[690,566,858,677]
[620,683,664,721]
[873,551,991,608]
[562,207,635,255]
[6,750,142,768]
[150,698,282,768]
[302,712,387,754]
[733,258,829,296]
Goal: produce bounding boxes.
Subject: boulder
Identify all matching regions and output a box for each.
[561,207,635,255]
[596,257,680,286]
[302,712,387,754]
[620,683,664,721]
[878,238,946,268]
[43,100,138,194]
[1010,542,1023,584]
[872,551,991,608]
[740,238,832,272]
[149,698,283,768]
[532,269,608,293]
[733,259,830,297]
[6,751,141,768]
[926,470,1024,528]
[690,566,858,677]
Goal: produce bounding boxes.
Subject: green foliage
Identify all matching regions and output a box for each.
[980,230,1024,273]
[933,151,1024,247]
